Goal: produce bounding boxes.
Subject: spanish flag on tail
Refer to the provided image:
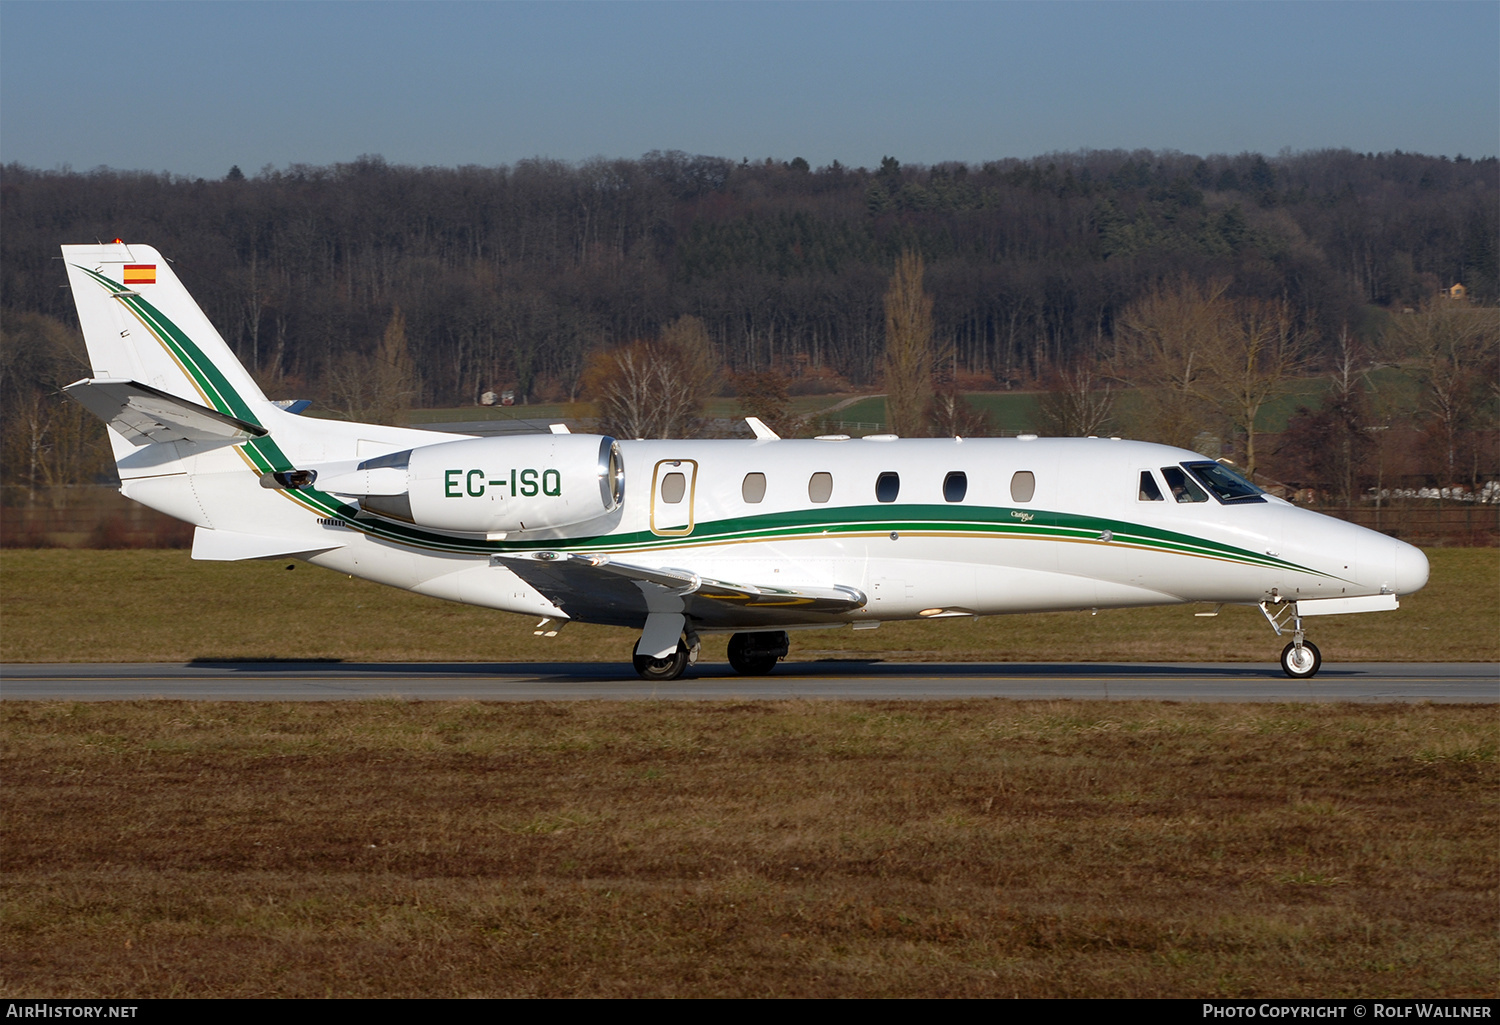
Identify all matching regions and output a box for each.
[122,264,156,286]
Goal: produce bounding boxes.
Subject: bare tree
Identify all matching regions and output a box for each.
[732,368,803,436]
[882,251,933,437]
[1383,297,1500,484]
[329,307,419,425]
[1116,278,1311,475]
[1199,297,1312,477]
[1113,277,1227,450]
[1275,328,1374,505]
[0,311,108,490]
[1037,360,1116,437]
[583,316,719,438]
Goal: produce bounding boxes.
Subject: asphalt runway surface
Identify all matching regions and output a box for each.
[1,661,1494,702]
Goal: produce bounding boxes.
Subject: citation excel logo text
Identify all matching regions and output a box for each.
[444,468,562,499]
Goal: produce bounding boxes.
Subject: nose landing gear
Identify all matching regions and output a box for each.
[1260,600,1322,679]
[1279,639,1322,678]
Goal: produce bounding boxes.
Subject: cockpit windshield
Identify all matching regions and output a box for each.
[1182,461,1266,504]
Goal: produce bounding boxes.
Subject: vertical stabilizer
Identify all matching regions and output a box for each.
[59,240,467,541]
[61,242,272,425]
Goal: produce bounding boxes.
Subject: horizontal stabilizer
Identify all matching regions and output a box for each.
[65,378,267,446]
[493,550,866,628]
[192,526,345,562]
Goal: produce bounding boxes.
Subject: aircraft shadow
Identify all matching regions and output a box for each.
[179,659,1310,680]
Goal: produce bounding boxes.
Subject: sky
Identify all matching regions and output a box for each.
[1,1,1496,178]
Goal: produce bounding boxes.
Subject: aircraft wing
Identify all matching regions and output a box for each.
[64,377,267,446]
[492,551,867,628]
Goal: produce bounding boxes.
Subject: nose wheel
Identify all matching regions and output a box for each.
[1261,600,1325,679]
[1280,640,1322,679]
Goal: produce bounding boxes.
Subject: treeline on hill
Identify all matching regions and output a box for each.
[1,148,1496,491]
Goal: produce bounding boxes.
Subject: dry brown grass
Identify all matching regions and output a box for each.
[2,700,1494,997]
[1,548,1495,664]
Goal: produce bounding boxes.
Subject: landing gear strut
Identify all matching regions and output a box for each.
[1259,600,1322,679]
[727,631,789,675]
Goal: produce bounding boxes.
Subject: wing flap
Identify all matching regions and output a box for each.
[492,551,867,626]
[64,377,267,445]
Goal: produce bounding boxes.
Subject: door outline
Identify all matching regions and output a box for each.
[650,459,699,536]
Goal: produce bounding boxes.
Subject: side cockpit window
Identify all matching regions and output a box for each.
[1138,471,1165,502]
[1183,461,1267,504]
[1160,467,1210,503]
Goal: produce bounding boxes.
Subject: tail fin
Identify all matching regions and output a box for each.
[60,241,461,550]
[61,242,274,431]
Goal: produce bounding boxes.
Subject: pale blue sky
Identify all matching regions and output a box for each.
[2,1,1495,177]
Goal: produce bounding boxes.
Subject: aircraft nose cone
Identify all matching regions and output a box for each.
[1394,540,1429,596]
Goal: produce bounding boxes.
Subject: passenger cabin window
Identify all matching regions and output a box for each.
[808,472,833,504]
[1010,470,1036,503]
[660,472,686,504]
[1160,467,1209,503]
[1138,471,1165,502]
[741,472,766,504]
[875,472,900,503]
[943,471,968,502]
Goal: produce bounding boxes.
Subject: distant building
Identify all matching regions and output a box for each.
[1445,283,1467,301]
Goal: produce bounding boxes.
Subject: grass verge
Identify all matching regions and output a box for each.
[2,700,1494,997]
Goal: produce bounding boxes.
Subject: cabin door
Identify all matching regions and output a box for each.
[650,459,698,536]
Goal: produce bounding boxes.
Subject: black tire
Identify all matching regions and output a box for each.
[727,631,787,676]
[1280,640,1322,679]
[634,640,690,681]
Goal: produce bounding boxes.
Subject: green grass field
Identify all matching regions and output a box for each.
[1,548,1494,665]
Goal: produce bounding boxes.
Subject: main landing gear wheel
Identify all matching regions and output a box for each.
[634,640,691,681]
[1280,640,1322,679]
[727,631,789,676]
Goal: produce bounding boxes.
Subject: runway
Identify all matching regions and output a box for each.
[1,660,1494,702]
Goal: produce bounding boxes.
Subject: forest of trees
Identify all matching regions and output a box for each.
[1,147,1496,490]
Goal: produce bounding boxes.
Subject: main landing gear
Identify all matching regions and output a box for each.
[727,631,789,675]
[629,628,791,680]
[633,640,692,681]
[1259,599,1322,679]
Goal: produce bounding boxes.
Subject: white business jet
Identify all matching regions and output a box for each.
[60,242,1428,680]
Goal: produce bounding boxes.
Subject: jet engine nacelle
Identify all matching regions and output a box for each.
[335,434,624,534]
